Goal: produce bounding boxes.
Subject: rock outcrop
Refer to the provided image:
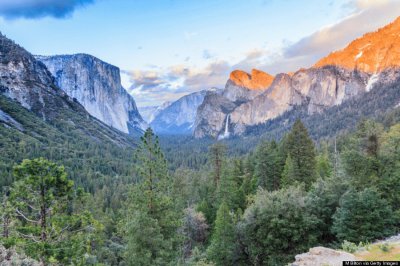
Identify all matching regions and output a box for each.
[194,79,265,138]
[292,247,358,266]
[230,69,274,90]
[36,54,147,134]
[194,66,369,138]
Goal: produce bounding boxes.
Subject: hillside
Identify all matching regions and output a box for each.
[0,33,137,191]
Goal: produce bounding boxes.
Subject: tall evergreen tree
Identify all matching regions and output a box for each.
[209,143,227,186]
[282,120,317,189]
[124,128,179,265]
[254,141,285,191]
[206,202,235,266]
[8,158,99,265]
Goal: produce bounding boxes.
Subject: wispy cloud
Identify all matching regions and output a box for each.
[123,61,231,107]
[0,0,95,19]
[263,0,400,73]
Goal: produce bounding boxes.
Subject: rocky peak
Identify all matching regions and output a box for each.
[36,54,147,134]
[315,16,400,73]
[229,69,274,90]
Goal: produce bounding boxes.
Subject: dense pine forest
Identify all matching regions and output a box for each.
[1,111,400,265]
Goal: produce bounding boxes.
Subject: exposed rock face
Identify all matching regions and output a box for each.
[194,17,400,138]
[230,66,369,135]
[315,16,400,73]
[36,54,147,134]
[230,69,274,90]
[0,32,135,147]
[194,66,369,138]
[151,89,216,134]
[0,33,79,121]
[292,247,358,266]
[194,80,264,138]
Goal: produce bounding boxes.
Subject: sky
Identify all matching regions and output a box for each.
[1,0,400,107]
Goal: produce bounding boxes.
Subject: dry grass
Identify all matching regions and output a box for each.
[354,242,400,261]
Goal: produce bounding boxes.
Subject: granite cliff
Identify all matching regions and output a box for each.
[36,54,147,134]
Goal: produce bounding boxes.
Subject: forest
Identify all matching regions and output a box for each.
[1,112,400,265]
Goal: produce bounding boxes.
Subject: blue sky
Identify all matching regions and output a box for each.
[1,0,400,106]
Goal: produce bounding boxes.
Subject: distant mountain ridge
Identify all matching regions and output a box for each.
[193,16,400,139]
[36,54,147,135]
[151,89,219,135]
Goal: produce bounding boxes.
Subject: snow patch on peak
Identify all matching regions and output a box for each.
[366,73,379,92]
[355,51,363,60]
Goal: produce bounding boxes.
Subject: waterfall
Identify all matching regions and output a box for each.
[218,114,230,140]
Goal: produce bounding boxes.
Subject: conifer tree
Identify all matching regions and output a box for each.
[255,141,285,191]
[8,158,99,265]
[282,120,316,189]
[124,128,179,265]
[206,202,235,265]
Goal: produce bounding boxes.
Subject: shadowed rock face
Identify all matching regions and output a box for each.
[0,32,77,120]
[36,54,147,134]
[150,89,212,135]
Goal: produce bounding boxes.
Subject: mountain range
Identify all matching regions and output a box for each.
[2,17,400,142]
[189,16,400,138]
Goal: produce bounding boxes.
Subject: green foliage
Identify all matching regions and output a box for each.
[316,144,333,179]
[340,240,372,253]
[341,240,359,253]
[238,186,319,265]
[282,120,317,190]
[6,158,100,265]
[125,210,167,266]
[206,202,235,266]
[332,188,396,243]
[254,141,285,191]
[378,124,400,209]
[306,175,348,244]
[123,128,180,265]
[378,243,392,253]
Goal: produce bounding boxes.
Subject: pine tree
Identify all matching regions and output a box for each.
[209,143,227,186]
[124,128,179,265]
[281,154,297,187]
[316,144,333,179]
[206,202,235,265]
[254,141,285,191]
[283,120,317,189]
[8,158,99,265]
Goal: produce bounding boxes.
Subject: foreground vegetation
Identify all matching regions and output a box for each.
[1,114,399,265]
